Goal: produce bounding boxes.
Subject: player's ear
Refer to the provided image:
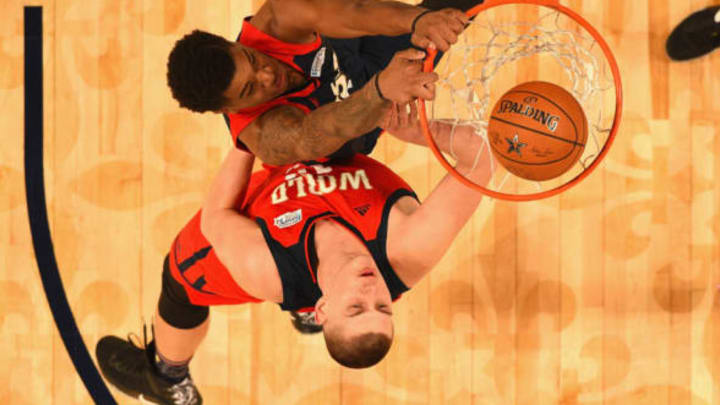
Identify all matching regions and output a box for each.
[314,296,328,325]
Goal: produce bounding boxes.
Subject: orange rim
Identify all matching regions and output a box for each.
[419,0,623,201]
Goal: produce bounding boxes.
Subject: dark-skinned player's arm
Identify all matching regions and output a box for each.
[239,49,437,166]
[384,101,493,288]
[256,0,469,51]
[200,148,276,278]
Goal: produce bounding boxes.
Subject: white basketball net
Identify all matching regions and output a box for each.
[427,4,618,196]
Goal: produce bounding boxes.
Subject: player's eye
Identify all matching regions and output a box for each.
[245,49,256,68]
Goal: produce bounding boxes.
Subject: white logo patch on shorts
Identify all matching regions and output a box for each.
[274,209,303,229]
[310,47,326,78]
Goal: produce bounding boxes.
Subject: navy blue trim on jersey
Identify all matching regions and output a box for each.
[222,113,232,134]
[176,246,212,271]
[256,215,328,311]
[370,188,418,294]
[331,188,418,297]
[223,113,249,151]
[171,243,218,296]
[23,7,118,404]
[287,96,317,112]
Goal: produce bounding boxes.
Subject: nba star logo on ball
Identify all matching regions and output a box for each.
[506,134,527,156]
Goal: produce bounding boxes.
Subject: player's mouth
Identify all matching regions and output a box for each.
[275,71,285,91]
[360,269,375,278]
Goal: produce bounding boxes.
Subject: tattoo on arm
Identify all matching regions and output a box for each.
[255,106,306,166]
[256,77,390,165]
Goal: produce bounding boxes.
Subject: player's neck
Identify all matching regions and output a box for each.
[314,219,371,291]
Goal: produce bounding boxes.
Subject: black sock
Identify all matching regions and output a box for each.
[154,351,190,384]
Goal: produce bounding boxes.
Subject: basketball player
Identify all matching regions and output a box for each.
[95,103,491,405]
[666,5,720,61]
[166,0,483,165]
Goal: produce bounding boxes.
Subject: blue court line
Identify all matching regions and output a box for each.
[23,6,118,404]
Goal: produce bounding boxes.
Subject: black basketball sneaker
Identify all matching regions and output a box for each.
[96,333,202,405]
[666,6,720,61]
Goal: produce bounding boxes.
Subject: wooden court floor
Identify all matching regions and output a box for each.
[1,0,720,404]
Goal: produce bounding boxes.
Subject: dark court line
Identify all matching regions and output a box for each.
[23,6,117,404]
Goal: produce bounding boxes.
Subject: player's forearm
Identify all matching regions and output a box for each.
[313,0,425,37]
[257,77,389,165]
[201,148,255,238]
[255,80,390,165]
[257,46,431,165]
[395,174,484,276]
[297,76,390,159]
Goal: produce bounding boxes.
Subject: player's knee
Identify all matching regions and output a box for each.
[157,258,210,329]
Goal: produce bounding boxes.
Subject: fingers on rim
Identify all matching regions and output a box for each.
[398,104,409,125]
[431,38,451,51]
[409,100,418,118]
[449,19,466,33]
[396,48,425,59]
[415,85,435,100]
[438,25,459,44]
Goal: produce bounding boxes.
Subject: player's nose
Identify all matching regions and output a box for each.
[256,66,275,88]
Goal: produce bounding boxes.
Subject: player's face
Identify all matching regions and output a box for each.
[220,43,304,113]
[316,259,394,336]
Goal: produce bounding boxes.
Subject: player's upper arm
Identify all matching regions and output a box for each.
[261,0,323,43]
[237,105,308,166]
[385,196,429,288]
[200,209,277,288]
[264,0,371,40]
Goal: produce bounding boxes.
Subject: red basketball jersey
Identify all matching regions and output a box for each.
[167,154,416,310]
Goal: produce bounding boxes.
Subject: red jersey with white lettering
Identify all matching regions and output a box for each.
[167,154,416,311]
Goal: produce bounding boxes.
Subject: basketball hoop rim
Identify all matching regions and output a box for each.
[419,0,624,202]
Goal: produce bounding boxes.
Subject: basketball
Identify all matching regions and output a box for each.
[487,81,588,181]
